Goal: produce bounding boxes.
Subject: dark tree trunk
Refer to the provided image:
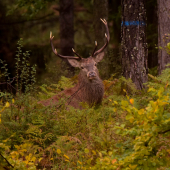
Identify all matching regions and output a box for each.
[108,0,122,77]
[0,2,19,80]
[121,0,148,90]
[146,0,158,69]
[108,0,121,47]
[59,0,75,77]
[93,0,109,78]
[93,0,108,49]
[157,0,170,74]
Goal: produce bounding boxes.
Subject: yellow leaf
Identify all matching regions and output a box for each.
[65,159,70,162]
[12,99,15,103]
[129,117,134,123]
[0,107,5,113]
[78,160,82,165]
[108,151,112,156]
[126,115,134,123]
[138,109,144,115]
[5,102,10,108]
[31,156,36,162]
[123,89,126,93]
[39,158,43,162]
[57,149,61,154]
[63,154,69,160]
[130,98,134,105]
[129,164,137,169]
[167,149,170,154]
[121,100,129,107]
[148,116,153,120]
[114,101,118,105]
[113,108,117,112]
[92,150,96,155]
[166,83,169,88]
[84,148,89,153]
[99,152,102,157]
[148,87,155,92]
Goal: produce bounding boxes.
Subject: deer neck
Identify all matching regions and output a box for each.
[76,73,104,105]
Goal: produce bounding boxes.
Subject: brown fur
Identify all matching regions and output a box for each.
[39,56,104,109]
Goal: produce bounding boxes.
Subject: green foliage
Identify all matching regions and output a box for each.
[2,65,170,169]
[7,0,55,18]
[2,49,170,169]
[90,88,170,169]
[15,38,37,93]
[166,40,170,55]
[149,66,158,76]
[0,60,10,81]
[2,42,170,170]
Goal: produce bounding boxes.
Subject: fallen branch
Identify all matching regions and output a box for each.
[0,152,14,168]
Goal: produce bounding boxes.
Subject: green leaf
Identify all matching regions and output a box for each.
[84,148,89,154]
[121,100,129,107]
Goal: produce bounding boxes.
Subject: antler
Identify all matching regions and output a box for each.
[72,48,82,59]
[50,18,109,60]
[50,32,82,60]
[91,41,98,57]
[93,18,110,56]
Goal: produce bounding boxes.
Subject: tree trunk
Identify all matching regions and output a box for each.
[93,0,109,78]
[146,0,158,69]
[108,0,122,78]
[121,0,148,90]
[59,0,75,77]
[93,0,108,49]
[157,0,170,74]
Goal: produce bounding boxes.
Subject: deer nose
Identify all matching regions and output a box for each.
[88,71,97,79]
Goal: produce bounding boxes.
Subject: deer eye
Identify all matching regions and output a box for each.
[81,67,84,69]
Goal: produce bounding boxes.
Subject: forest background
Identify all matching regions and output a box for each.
[1,0,170,170]
[0,0,157,84]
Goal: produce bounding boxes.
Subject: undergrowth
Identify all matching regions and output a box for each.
[0,40,170,170]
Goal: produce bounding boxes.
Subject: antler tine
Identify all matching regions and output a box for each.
[50,31,81,60]
[91,41,98,57]
[93,18,110,56]
[100,18,106,25]
[72,48,82,59]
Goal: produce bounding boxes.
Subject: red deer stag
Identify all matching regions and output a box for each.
[40,19,110,108]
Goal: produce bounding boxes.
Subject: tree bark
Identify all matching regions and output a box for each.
[93,0,109,78]
[59,0,75,77]
[121,0,148,90]
[93,0,108,49]
[146,0,158,69]
[157,0,170,74]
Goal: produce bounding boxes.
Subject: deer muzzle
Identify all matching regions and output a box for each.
[87,71,97,79]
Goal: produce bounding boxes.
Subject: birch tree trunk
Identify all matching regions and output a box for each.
[121,0,148,90]
[157,0,170,74]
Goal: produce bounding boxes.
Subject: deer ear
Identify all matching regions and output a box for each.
[94,52,105,63]
[68,59,80,68]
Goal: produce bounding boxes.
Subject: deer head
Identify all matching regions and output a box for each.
[50,19,110,82]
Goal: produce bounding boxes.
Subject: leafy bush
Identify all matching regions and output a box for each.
[1,39,170,170]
